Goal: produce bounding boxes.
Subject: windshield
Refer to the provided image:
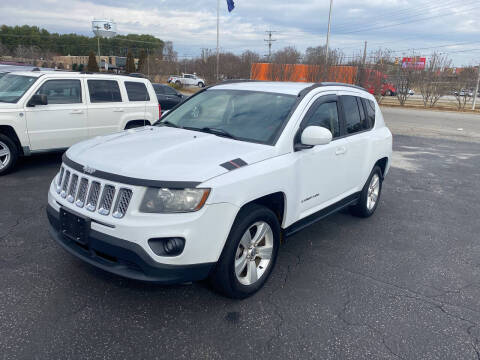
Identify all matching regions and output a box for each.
[158,89,297,145]
[0,74,38,103]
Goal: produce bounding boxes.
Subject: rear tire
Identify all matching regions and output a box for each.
[0,134,18,176]
[210,204,280,299]
[351,166,383,218]
[198,82,205,88]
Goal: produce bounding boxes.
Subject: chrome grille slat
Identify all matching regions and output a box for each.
[60,171,70,198]
[86,181,101,212]
[98,185,115,215]
[56,167,65,193]
[113,189,133,218]
[67,174,79,203]
[75,178,89,208]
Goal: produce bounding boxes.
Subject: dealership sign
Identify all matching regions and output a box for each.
[402,57,426,70]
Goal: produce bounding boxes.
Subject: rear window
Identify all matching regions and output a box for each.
[88,80,122,103]
[125,81,150,101]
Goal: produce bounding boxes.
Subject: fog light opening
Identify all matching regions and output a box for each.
[148,237,185,257]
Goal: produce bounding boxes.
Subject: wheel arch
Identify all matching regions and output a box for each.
[0,125,23,155]
[374,157,389,178]
[124,119,152,129]
[237,192,287,228]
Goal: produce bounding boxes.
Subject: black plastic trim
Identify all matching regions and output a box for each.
[62,153,201,189]
[47,205,214,284]
[284,192,360,237]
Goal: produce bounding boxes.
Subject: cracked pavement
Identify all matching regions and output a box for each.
[1,107,480,359]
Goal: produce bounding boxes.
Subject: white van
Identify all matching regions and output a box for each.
[0,71,159,174]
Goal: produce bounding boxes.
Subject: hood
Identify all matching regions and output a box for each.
[66,126,278,184]
[0,103,19,111]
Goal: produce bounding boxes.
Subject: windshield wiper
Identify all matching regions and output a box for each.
[191,127,237,140]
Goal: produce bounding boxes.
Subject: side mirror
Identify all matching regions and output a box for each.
[28,94,48,107]
[298,126,332,148]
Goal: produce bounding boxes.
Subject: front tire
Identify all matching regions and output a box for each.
[210,204,280,299]
[197,82,205,88]
[0,134,18,175]
[351,166,383,218]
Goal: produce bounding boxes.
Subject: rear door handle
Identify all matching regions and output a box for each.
[70,110,84,114]
[113,108,124,112]
[335,146,347,155]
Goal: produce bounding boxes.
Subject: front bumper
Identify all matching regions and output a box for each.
[47,205,215,284]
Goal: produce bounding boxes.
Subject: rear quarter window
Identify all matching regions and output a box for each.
[125,81,150,101]
[88,80,122,103]
[363,98,376,129]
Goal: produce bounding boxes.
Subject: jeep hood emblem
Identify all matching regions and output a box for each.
[83,165,96,174]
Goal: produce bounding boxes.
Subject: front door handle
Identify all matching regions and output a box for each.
[113,108,124,112]
[335,146,347,155]
[70,110,84,114]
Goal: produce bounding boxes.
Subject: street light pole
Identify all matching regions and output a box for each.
[216,0,220,82]
[325,0,333,64]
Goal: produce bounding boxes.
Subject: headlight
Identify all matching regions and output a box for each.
[139,188,211,213]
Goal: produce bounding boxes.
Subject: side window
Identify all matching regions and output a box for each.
[164,86,178,95]
[363,99,376,129]
[125,81,150,101]
[88,80,122,103]
[35,79,82,104]
[342,95,362,134]
[304,101,340,138]
[356,97,369,130]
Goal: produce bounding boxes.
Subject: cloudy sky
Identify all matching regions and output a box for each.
[2,0,480,65]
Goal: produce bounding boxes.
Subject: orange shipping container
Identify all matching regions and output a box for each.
[250,63,358,84]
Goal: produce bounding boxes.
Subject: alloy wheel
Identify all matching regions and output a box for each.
[0,141,11,170]
[367,173,380,210]
[234,221,274,286]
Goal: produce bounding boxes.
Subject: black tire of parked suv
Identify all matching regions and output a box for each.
[209,204,281,299]
[0,134,18,176]
[351,165,383,218]
[197,82,205,88]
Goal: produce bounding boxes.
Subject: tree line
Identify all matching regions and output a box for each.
[0,25,164,58]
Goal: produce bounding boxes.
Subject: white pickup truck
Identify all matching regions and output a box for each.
[168,73,206,88]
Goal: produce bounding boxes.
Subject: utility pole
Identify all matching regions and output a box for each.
[472,64,480,110]
[325,0,333,64]
[362,41,367,66]
[216,0,220,82]
[264,30,277,62]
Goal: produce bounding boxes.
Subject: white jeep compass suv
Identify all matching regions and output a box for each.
[0,71,159,174]
[47,81,392,298]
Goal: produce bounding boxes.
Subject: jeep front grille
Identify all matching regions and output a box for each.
[56,165,134,219]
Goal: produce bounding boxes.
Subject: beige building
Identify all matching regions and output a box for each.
[52,55,139,71]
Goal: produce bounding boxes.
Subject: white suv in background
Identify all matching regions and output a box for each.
[169,73,206,87]
[47,81,392,298]
[0,71,159,174]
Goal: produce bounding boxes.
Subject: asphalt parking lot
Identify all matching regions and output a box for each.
[1,107,480,359]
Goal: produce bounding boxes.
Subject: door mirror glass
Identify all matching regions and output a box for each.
[28,94,48,107]
[301,126,332,146]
